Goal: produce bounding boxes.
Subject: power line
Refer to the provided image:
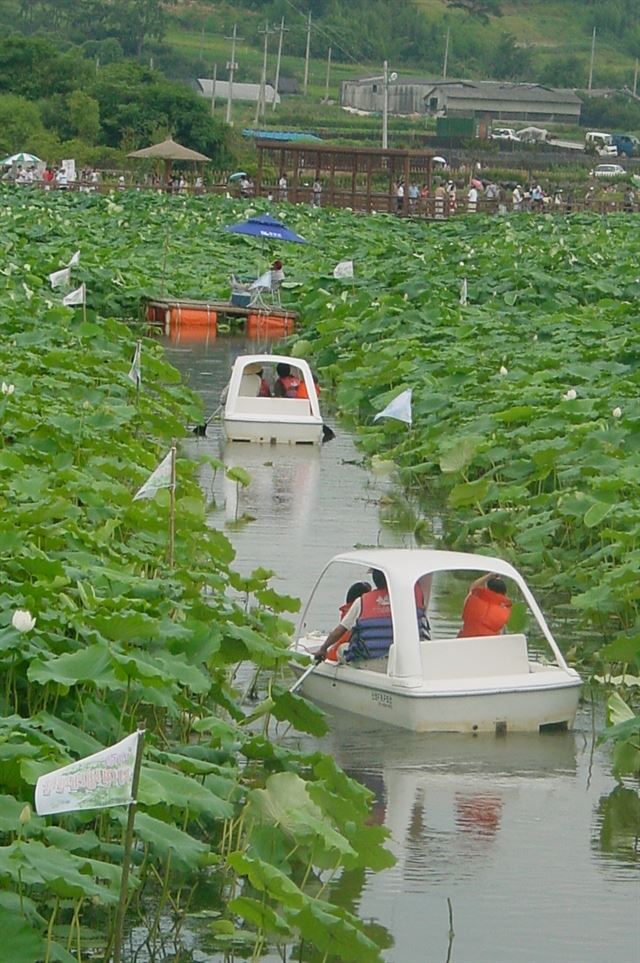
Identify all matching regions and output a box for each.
[281,0,364,68]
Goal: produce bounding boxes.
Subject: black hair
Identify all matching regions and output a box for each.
[371,569,387,589]
[276,362,291,378]
[487,576,507,595]
[345,581,371,604]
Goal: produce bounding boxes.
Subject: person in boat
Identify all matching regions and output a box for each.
[315,569,393,664]
[458,574,512,638]
[322,581,372,663]
[273,363,301,398]
[296,370,320,400]
[220,362,271,403]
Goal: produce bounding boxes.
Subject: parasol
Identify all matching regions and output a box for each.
[224,213,306,244]
[1,152,42,166]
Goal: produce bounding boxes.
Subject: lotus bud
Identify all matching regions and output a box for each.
[499,365,508,376]
[19,804,31,825]
[562,389,577,401]
[533,334,538,341]
[12,609,36,633]
[1,382,15,395]
[612,407,622,418]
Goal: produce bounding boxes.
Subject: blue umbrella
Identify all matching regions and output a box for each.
[225,213,306,244]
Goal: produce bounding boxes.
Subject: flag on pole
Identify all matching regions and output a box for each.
[49,267,70,289]
[460,277,468,306]
[68,250,81,267]
[373,388,413,426]
[128,340,141,388]
[35,731,142,816]
[333,259,354,279]
[62,283,86,306]
[133,450,173,501]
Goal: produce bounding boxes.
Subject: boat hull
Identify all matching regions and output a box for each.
[290,664,581,733]
[223,416,323,445]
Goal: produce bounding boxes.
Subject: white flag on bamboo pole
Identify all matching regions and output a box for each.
[128,340,142,388]
[373,388,413,426]
[460,277,468,306]
[62,283,86,306]
[333,259,354,279]
[133,450,173,501]
[68,250,81,267]
[49,267,70,289]
[35,731,142,816]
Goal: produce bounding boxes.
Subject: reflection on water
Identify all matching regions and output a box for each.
[163,335,639,963]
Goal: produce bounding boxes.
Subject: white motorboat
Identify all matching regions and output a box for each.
[289,549,582,734]
[222,354,323,445]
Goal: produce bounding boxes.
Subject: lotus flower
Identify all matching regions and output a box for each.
[612,407,622,418]
[12,609,36,633]
[562,389,577,401]
[499,365,508,376]
[1,382,15,395]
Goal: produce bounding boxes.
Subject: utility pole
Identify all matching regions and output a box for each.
[382,60,389,150]
[634,58,638,97]
[323,46,332,103]
[443,27,450,79]
[272,16,289,111]
[211,63,217,116]
[225,24,242,126]
[255,22,272,126]
[303,11,312,96]
[588,25,596,92]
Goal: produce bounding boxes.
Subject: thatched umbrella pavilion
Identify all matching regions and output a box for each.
[127,137,211,188]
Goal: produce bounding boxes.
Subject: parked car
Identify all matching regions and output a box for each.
[491,127,520,142]
[590,163,626,177]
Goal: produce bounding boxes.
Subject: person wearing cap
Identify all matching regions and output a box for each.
[315,569,393,664]
[458,574,512,639]
[512,184,523,212]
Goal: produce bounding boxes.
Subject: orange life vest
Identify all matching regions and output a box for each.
[458,587,511,638]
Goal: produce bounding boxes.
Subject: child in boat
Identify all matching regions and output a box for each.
[315,570,392,663]
[458,574,511,638]
[322,581,371,663]
[273,363,301,398]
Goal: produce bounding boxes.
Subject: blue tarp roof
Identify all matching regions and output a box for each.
[242,129,322,143]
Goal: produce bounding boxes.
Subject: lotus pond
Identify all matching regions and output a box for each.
[0,186,637,962]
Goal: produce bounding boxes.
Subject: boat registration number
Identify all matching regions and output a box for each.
[371,691,392,708]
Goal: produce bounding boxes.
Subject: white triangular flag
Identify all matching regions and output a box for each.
[49,267,70,290]
[373,388,413,426]
[35,731,142,816]
[128,340,141,388]
[133,450,173,501]
[62,283,85,306]
[333,259,354,279]
[460,277,468,306]
[68,250,80,267]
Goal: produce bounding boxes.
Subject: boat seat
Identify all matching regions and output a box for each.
[420,633,529,680]
[231,397,311,416]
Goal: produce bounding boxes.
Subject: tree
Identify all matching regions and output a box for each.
[446,0,502,24]
[68,90,100,144]
[0,93,45,156]
[492,33,532,81]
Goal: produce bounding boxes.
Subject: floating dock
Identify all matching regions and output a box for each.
[146,297,298,339]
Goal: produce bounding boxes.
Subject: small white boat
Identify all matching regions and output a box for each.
[222,354,323,445]
[290,549,582,734]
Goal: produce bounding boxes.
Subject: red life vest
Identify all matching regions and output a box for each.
[346,589,393,661]
[258,378,271,397]
[278,375,300,398]
[458,587,511,638]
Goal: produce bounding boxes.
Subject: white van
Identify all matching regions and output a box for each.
[585,131,618,156]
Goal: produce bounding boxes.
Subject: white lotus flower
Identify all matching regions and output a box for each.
[612,407,622,418]
[533,333,538,342]
[2,382,15,395]
[12,609,36,633]
[562,389,577,401]
[499,365,508,376]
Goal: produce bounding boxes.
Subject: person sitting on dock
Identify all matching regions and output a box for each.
[273,363,300,398]
[315,570,393,664]
[458,574,512,638]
